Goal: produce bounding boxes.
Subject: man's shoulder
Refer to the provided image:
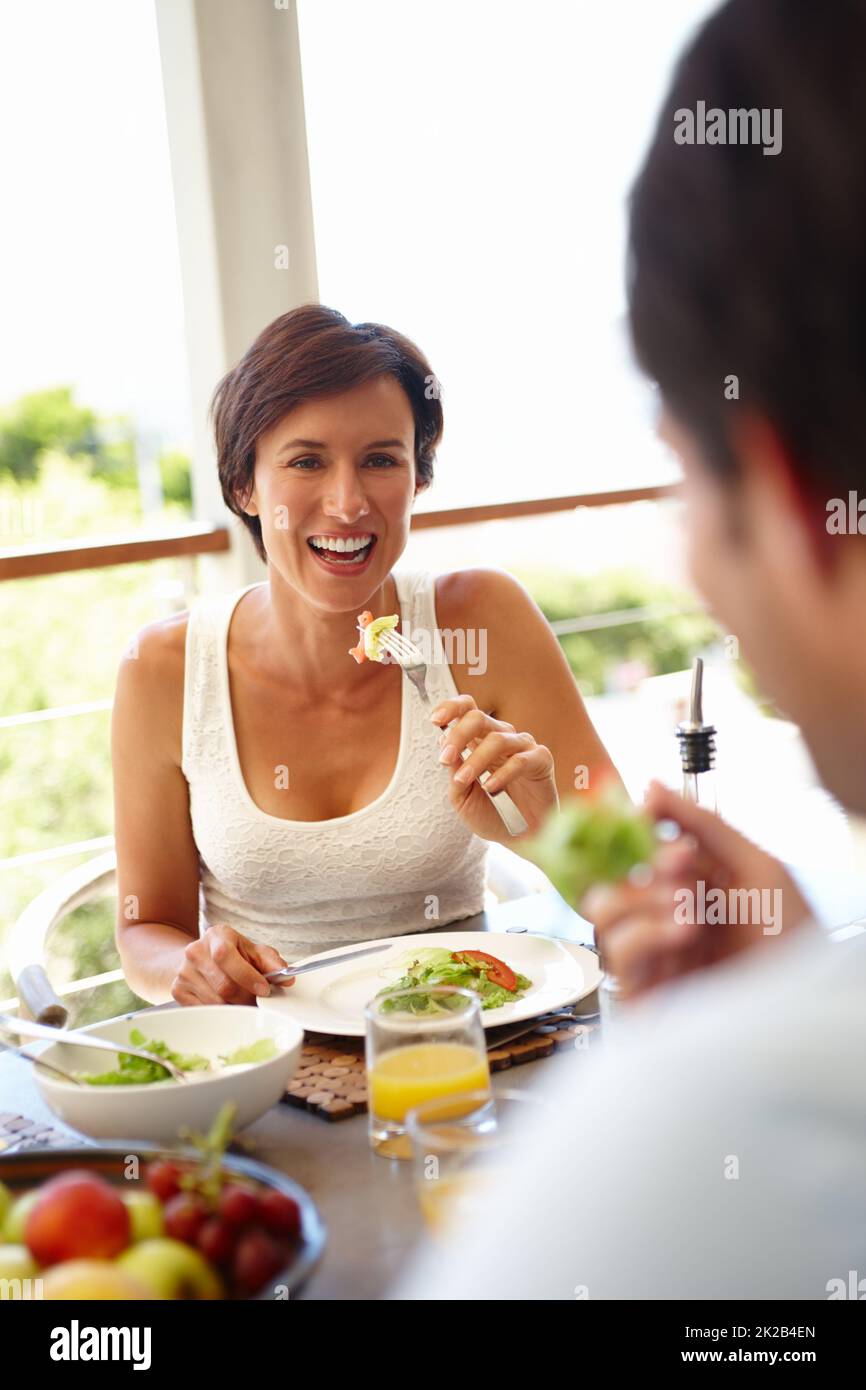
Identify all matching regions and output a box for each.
[396,927,866,1300]
[617,926,863,1083]
[663,924,859,1029]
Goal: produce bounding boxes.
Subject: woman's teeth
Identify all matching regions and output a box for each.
[308,535,375,563]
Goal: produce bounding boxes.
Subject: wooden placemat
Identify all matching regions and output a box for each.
[282,1016,600,1122]
[0,1112,86,1153]
[0,1114,256,1158]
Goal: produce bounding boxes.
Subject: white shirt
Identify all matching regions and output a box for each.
[180,569,488,959]
[394,925,866,1299]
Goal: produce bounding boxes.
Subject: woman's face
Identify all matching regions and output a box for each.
[246,374,421,611]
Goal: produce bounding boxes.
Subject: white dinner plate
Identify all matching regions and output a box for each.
[256,932,602,1038]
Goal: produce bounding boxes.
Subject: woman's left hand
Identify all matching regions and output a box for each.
[430,695,558,844]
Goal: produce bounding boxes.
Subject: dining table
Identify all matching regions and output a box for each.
[0,891,600,1300]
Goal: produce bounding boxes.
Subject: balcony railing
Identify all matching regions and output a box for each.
[0,485,677,581]
[0,520,231,581]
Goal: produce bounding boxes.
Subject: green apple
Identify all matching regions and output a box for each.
[42,1259,152,1300]
[122,1190,165,1243]
[2,1190,40,1244]
[0,1243,39,1287]
[117,1238,223,1300]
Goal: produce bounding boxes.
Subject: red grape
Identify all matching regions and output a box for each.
[232,1229,285,1296]
[218,1184,261,1227]
[163,1192,208,1244]
[197,1215,235,1266]
[145,1160,184,1202]
[259,1190,301,1240]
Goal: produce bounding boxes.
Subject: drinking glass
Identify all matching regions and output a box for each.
[406,1087,549,1235]
[364,985,490,1160]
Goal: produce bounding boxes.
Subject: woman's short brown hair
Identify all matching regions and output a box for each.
[210,303,443,561]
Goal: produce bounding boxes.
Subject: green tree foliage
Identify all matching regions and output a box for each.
[0,446,194,1011]
[86,430,139,490]
[517,567,721,695]
[0,387,100,481]
[159,449,193,506]
[0,556,190,1010]
[0,386,141,490]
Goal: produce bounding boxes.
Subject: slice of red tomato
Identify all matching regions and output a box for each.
[451,950,517,993]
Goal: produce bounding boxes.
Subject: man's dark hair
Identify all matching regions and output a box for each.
[628,0,866,504]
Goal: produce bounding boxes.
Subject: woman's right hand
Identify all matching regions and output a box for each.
[171,924,295,1006]
[582,781,813,999]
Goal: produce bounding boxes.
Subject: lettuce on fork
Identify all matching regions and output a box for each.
[523,784,657,907]
[349,611,399,664]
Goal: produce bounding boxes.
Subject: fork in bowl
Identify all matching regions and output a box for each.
[378,627,528,838]
[0,1013,190,1083]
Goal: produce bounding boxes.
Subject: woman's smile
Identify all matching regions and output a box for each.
[306,530,379,575]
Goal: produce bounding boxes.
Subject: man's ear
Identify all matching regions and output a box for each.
[731,413,837,578]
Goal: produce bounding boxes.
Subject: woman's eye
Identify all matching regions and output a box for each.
[287,455,398,469]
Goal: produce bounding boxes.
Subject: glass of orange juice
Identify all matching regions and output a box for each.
[406,1088,549,1235]
[365,985,490,1159]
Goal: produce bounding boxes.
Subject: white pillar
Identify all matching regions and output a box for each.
[154,0,319,589]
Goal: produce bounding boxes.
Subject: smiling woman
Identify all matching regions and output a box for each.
[111,305,621,1008]
[210,305,440,565]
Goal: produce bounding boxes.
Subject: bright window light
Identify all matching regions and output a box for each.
[298,0,718,508]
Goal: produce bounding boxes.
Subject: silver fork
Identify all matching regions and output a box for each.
[0,1014,190,1083]
[485,1005,601,1050]
[0,1038,88,1087]
[379,628,528,838]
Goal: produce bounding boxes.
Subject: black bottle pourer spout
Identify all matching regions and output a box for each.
[677,657,716,775]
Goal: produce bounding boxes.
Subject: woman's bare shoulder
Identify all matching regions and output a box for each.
[114,611,190,760]
[120,610,189,679]
[434,567,535,630]
[432,569,541,710]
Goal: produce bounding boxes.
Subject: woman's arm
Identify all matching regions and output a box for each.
[111,618,203,1003]
[111,620,288,1005]
[437,567,624,806]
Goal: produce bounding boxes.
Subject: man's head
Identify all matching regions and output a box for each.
[628,0,866,812]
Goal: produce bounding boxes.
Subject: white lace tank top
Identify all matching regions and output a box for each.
[181,569,488,959]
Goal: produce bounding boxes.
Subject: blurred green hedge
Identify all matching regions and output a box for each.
[516,566,720,695]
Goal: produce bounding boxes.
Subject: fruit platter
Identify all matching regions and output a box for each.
[0,1106,326,1300]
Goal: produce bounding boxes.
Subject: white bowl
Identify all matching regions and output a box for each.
[33,1006,303,1144]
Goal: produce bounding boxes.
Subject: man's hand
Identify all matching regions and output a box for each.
[582,781,812,999]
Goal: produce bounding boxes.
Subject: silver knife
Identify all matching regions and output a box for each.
[264,942,392,983]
